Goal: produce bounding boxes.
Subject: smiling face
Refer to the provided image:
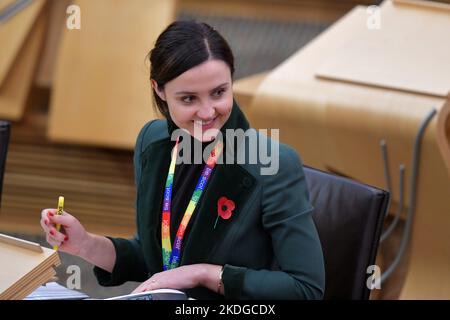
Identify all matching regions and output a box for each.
[152,59,233,142]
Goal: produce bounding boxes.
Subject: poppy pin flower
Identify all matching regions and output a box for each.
[207,148,218,167]
[214,197,235,229]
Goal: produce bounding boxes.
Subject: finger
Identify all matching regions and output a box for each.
[143,279,160,292]
[46,233,62,247]
[131,283,146,294]
[42,209,58,229]
[149,279,160,290]
[42,209,57,219]
[48,211,73,228]
[134,278,157,293]
[40,216,50,233]
[48,226,67,243]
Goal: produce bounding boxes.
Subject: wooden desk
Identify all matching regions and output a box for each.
[238,0,450,299]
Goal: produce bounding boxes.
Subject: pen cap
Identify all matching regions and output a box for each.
[57,196,64,213]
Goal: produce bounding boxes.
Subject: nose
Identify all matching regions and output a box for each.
[196,103,216,120]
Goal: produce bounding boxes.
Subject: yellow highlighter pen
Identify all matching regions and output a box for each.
[53,196,64,251]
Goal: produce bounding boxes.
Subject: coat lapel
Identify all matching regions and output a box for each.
[137,138,172,274]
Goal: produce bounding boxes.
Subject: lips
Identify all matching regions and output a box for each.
[195,117,217,130]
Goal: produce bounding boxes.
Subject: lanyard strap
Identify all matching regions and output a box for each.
[161,138,223,270]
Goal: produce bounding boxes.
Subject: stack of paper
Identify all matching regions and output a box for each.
[105,289,187,300]
[24,282,89,300]
[0,233,60,300]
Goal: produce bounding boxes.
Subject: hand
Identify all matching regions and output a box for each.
[40,208,90,256]
[132,264,205,293]
[132,264,223,295]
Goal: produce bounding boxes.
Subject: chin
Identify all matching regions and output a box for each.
[195,133,216,142]
[201,135,216,142]
[189,124,222,142]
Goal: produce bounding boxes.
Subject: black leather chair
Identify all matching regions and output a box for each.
[0,121,10,208]
[304,166,389,300]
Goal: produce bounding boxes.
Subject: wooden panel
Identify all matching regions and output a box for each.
[35,0,72,87]
[316,0,450,97]
[437,99,450,176]
[0,0,16,12]
[48,0,176,149]
[180,0,379,23]
[394,0,450,11]
[0,0,45,87]
[233,72,267,111]
[0,8,47,120]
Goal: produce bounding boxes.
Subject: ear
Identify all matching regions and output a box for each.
[151,79,166,101]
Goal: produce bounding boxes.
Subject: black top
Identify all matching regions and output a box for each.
[167,136,213,244]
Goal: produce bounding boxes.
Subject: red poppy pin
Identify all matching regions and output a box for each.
[214,196,235,229]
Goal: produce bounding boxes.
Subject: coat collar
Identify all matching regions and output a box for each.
[138,100,256,273]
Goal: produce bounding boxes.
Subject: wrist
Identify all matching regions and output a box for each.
[217,265,224,295]
[78,232,94,259]
[195,264,210,287]
[195,264,223,294]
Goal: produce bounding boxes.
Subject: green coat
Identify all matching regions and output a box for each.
[94,102,325,299]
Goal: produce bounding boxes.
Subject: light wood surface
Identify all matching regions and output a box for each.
[180,0,380,23]
[437,100,450,175]
[48,0,176,149]
[0,233,42,252]
[35,0,72,87]
[0,0,45,87]
[233,72,267,113]
[9,267,55,300]
[248,0,450,299]
[316,0,450,97]
[393,0,450,11]
[0,5,47,120]
[0,0,16,12]
[0,234,60,300]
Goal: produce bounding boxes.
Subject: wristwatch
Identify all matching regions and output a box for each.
[217,266,224,294]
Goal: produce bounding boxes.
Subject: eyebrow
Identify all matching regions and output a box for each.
[175,82,229,95]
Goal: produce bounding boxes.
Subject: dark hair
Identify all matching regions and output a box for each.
[148,20,235,119]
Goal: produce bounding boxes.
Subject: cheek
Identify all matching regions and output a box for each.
[167,101,195,124]
[216,96,233,115]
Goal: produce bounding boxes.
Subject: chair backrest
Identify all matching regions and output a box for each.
[304,166,389,300]
[0,121,10,208]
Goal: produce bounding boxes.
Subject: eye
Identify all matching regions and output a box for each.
[212,88,226,97]
[181,95,195,104]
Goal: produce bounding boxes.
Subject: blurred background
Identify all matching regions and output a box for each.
[0,0,449,299]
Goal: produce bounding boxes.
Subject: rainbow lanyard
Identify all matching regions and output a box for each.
[161,138,223,270]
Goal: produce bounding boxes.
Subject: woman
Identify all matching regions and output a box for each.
[40,21,325,299]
